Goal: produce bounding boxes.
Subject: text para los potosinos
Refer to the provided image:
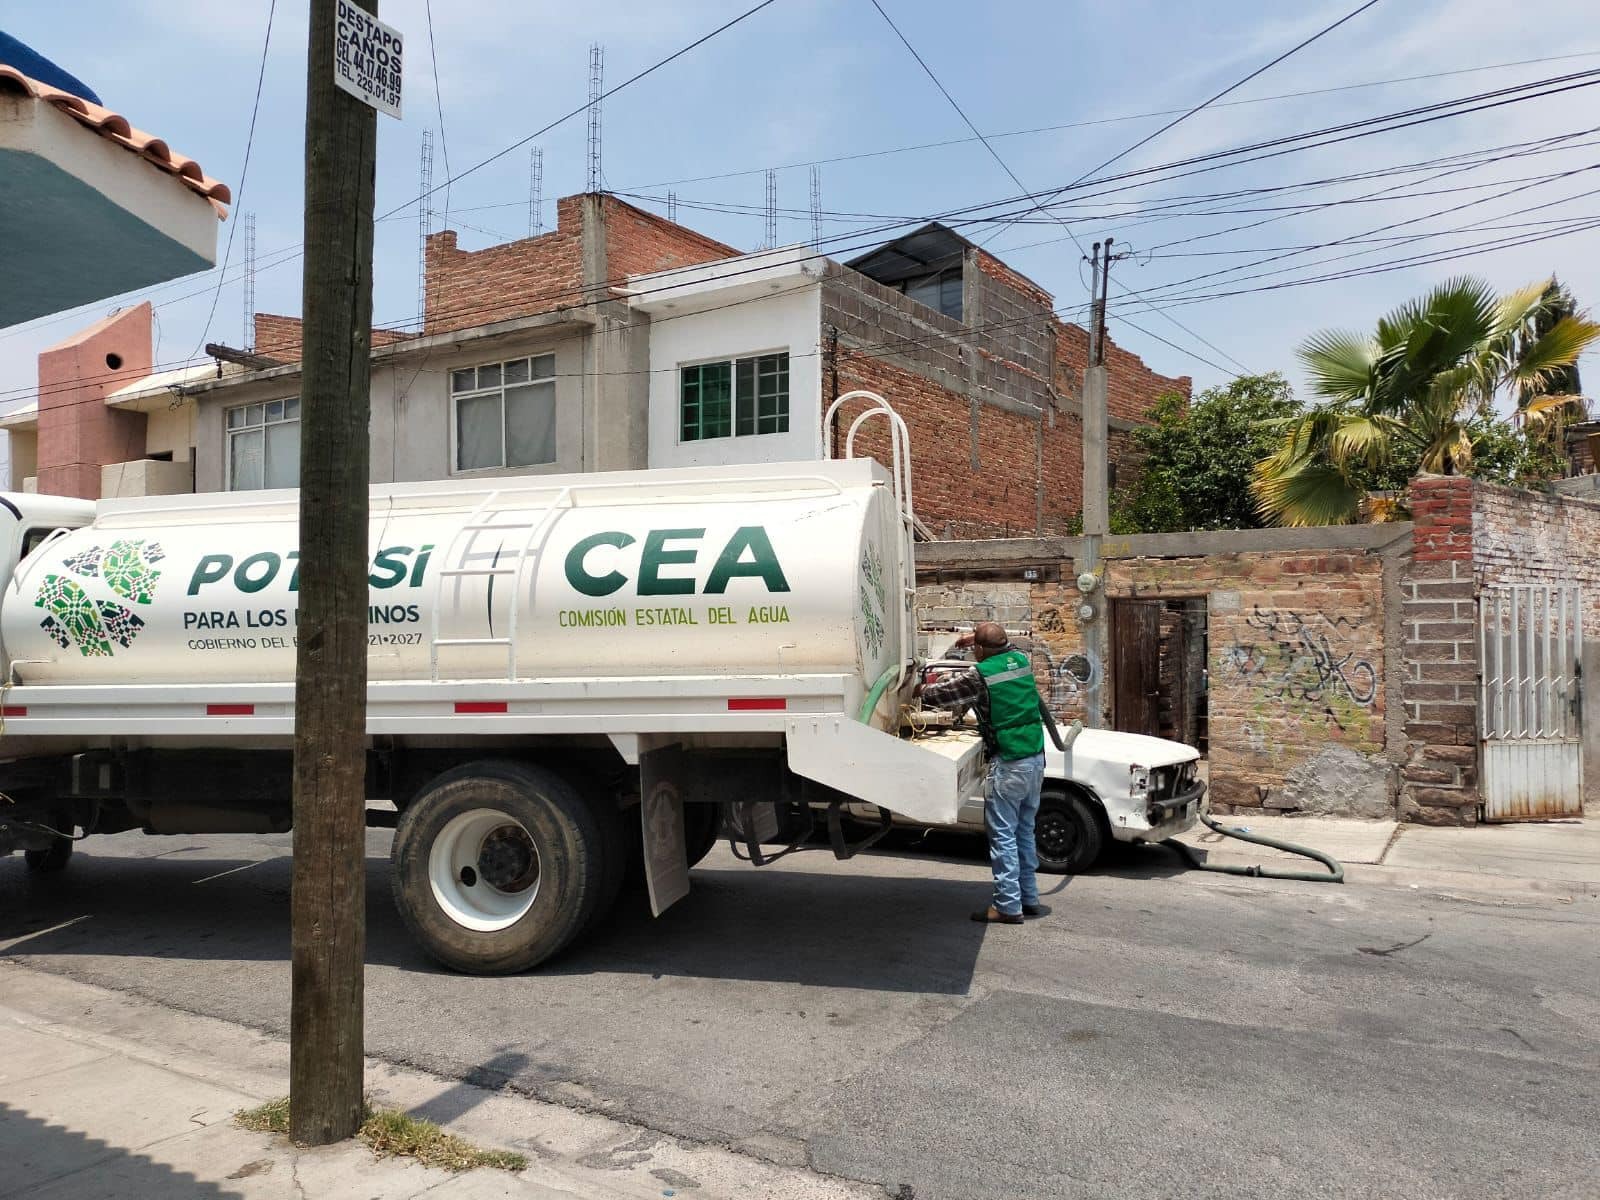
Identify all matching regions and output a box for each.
[184,544,429,650]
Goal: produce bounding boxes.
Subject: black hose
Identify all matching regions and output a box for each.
[1161,809,1344,884]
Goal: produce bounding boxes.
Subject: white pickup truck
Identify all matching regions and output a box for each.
[837,654,1204,873]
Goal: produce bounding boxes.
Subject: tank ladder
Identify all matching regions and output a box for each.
[428,485,573,681]
[822,390,917,688]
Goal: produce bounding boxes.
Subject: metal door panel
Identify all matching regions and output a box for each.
[1478,584,1583,821]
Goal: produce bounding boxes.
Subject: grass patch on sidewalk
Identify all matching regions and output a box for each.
[234,1098,527,1173]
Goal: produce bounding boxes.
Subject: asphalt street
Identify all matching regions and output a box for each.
[2,826,1597,1200]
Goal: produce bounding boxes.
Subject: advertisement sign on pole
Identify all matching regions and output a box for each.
[332,0,403,118]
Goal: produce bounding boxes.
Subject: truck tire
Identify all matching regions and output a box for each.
[24,836,73,873]
[684,802,722,869]
[391,760,606,974]
[1035,790,1105,875]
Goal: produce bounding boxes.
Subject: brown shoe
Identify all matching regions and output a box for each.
[971,905,1024,924]
[1023,903,1051,918]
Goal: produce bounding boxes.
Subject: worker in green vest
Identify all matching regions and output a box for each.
[919,621,1052,925]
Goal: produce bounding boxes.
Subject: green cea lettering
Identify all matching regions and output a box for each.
[564,526,790,598]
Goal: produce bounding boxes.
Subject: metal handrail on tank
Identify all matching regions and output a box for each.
[822,390,917,710]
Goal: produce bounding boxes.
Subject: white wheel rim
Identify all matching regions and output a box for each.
[428,808,541,932]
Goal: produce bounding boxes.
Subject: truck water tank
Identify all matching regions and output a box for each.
[0,462,906,696]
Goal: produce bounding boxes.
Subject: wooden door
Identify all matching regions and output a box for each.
[1112,600,1162,737]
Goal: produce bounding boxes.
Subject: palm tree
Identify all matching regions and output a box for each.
[1253,275,1600,526]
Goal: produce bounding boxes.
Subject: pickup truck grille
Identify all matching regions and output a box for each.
[1150,762,1195,802]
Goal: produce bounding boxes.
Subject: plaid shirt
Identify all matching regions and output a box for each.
[921,645,1020,727]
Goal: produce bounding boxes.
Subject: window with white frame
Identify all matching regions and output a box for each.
[452,353,557,471]
[226,398,300,490]
[679,352,789,442]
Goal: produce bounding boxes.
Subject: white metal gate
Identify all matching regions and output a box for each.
[1478,584,1584,821]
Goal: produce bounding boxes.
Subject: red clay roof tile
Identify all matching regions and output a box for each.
[0,63,230,217]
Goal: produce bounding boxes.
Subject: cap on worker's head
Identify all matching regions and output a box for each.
[973,621,1007,649]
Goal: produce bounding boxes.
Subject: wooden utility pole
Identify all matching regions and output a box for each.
[291,0,378,1146]
[1080,238,1124,730]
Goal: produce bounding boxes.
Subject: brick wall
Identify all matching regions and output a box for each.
[253,314,304,361]
[252,314,410,363]
[1396,475,1479,824]
[916,529,1410,819]
[1053,323,1191,425]
[423,194,736,338]
[424,198,586,335]
[821,261,1188,539]
[603,194,739,281]
[831,351,1047,539]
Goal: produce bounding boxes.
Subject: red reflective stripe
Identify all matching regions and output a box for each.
[455,701,508,714]
[2,706,26,718]
[206,703,254,716]
[727,697,787,711]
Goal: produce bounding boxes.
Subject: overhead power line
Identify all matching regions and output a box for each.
[191,0,276,358]
[1076,0,1386,187]
[864,0,1252,374]
[383,0,781,221]
[424,0,452,226]
[617,48,1600,193]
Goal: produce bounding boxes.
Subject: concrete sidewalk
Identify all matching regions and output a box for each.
[0,965,874,1200]
[1172,809,1600,897]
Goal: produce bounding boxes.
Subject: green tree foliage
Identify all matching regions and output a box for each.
[1252,275,1600,526]
[1110,373,1304,533]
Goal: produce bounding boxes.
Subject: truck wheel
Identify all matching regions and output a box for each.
[24,836,73,873]
[391,761,605,974]
[684,803,722,869]
[1035,791,1104,875]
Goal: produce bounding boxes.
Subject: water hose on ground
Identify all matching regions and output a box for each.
[1162,809,1345,884]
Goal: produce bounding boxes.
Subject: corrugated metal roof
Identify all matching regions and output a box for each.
[0,63,230,217]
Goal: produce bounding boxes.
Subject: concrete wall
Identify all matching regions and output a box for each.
[142,405,192,461]
[646,285,822,468]
[917,524,1413,819]
[194,327,592,491]
[6,429,37,490]
[35,303,151,499]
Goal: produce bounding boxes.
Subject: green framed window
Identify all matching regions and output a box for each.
[679,352,789,442]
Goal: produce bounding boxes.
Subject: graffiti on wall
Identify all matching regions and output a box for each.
[1221,606,1377,729]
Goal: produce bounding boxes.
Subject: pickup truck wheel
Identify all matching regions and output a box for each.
[23,836,73,873]
[391,761,605,974]
[1035,792,1104,875]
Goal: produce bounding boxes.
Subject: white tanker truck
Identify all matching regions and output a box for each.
[0,396,1202,972]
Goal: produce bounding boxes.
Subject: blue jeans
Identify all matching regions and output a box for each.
[986,752,1045,915]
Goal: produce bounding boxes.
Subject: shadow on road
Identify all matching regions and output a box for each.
[0,837,993,994]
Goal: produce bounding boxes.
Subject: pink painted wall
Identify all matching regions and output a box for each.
[36,303,151,499]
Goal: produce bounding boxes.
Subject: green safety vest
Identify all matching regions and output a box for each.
[976,647,1045,760]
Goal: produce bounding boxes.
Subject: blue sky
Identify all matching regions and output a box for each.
[3,0,1598,435]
